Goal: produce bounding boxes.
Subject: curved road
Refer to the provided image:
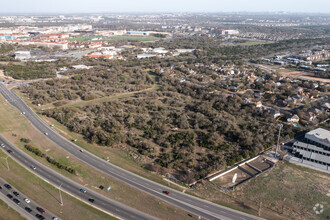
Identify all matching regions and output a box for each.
[0,83,262,220]
[0,135,157,220]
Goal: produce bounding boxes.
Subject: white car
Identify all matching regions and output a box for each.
[31,165,36,170]
[0,144,4,148]
[24,198,30,203]
[44,132,48,136]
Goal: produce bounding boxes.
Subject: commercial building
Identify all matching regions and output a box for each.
[285,128,330,173]
[305,128,330,150]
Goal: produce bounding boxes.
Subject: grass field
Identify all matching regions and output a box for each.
[0,95,197,219]
[0,198,25,220]
[68,35,159,42]
[193,161,329,220]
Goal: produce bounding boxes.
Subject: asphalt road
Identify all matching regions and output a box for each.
[0,135,158,220]
[0,176,57,220]
[0,82,262,220]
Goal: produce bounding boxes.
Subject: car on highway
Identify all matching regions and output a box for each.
[44,132,48,136]
[52,217,60,220]
[13,198,20,204]
[80,188,86,193]
[7,194,13,199]
[7,149,12,153]
[36,214,45,220]
[88,198,95,203]
[163,191,170,195]
[0,143,4,147]
[80,149,84,153]
[0,186,2,190]
[13,191,19,197]
[36,207,45,214]
[24,198,30,203]
[4,184,12,189]
[31,165,36,170]
[25,207,32,213]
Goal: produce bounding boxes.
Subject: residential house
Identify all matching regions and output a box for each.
[287,114,300,123]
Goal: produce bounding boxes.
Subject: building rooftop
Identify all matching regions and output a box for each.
[305,128,330,148]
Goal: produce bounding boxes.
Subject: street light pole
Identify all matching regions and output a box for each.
[59,183,63,206]
[275,123,283,158]
[2,156,9,170]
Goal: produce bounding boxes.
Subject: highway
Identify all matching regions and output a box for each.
[0,135,158,220]
[0,82,262,220]
[0,177,57,220]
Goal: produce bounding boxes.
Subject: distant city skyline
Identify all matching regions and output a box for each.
[1,0,330,14]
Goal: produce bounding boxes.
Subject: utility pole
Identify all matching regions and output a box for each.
[275,123,283,158]
[2,156,9,171]
[59,183,63,206]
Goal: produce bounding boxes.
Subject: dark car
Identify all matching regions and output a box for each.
[4,184,12,189]
[36,207,45,214]
[0,186,2,190]
[13,191,19,197]
[13,198,20,204]
[88,198,95,203]
[7,194,13,199]
[36,214,45,220]
[25,207,32,213]
[7,149,12,153]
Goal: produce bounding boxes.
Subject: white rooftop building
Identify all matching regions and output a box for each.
[305,128,330,149]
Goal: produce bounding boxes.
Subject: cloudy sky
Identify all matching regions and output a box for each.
[1,0,329,14]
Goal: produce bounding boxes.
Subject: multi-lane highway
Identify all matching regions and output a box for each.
[0,177,58,220]
[0,82,262,220]
[0,135,157,220]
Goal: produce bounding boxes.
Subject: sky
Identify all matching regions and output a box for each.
[1,0,330,14]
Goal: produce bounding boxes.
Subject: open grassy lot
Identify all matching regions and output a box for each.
[0,95,196,219]
[193,161,329,220]
[0,198,25,220]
